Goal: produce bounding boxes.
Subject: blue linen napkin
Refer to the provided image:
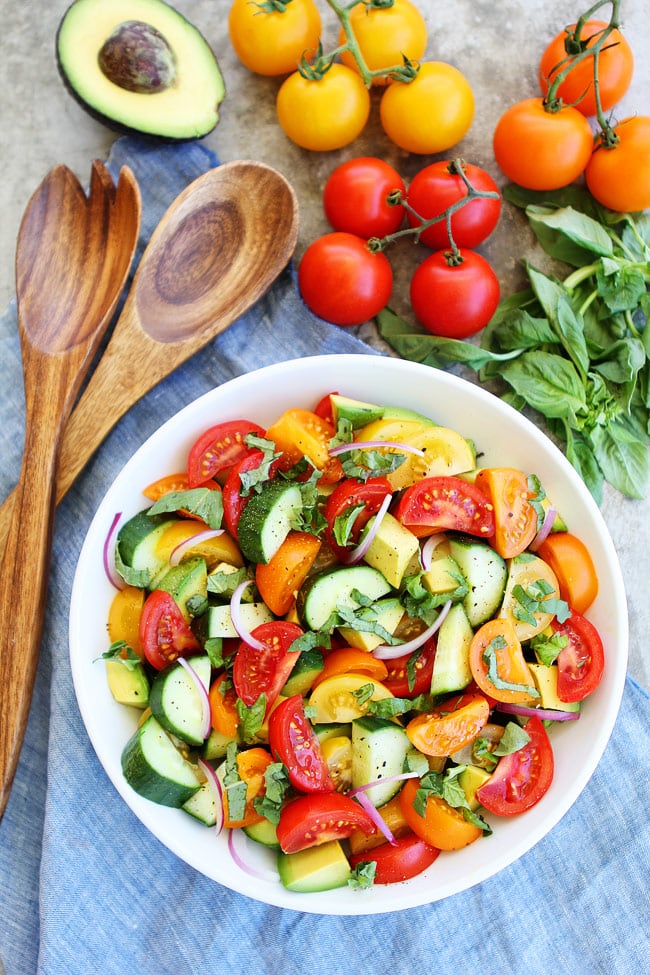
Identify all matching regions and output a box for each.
[0,137,648,975]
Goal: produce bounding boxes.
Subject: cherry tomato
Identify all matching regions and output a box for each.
[313,391,337,422]
[323,157,405,239]
[276,64,370,151]
[406,160,501,250]
[349,833,440,884]
[139,590,200,670]
[536,532,599,615]
[476,716,554,816]
[228,0,322,76]
[585,117,650,213]
[187,419,265,487]
[400,777,483,850]
[142,472,190,501]
[265,406,343,483]
[324,476,393,560]
[493,97,593,190]
[222,747,274,829]
[394,475,495,540]
[469,617,537,705]
[232,620,303,710]
[474,467,538,559]
[406,693,490,757]
[539,20,634,117]
[382,638,437,698]
[269,694,335,793]
[298,232,393,327]
[551,611,605,703]
[276,792,376,853]
[380,61,474,155]
[209,672,239,738]
[222,449,276,538]
[107,585,145,656]
[311,647,389,688]
[256,531,322,615]
[338,0,427,85]
[410,249,500,339]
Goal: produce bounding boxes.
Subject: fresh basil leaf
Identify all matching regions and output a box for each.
[236,694,267,744]
[253,762,290,825]
[494,721,531,756]
[590,422,650,499]
[148,488,223,530]
[531,631,568,666]
[527,205,614,259]
[597,262,647,314]
[348,861,376,890]
[113,545,152,589]
[98,641,142,669]
[500,351,587,423]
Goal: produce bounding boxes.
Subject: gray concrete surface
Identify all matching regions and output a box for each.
[1,0,648,689]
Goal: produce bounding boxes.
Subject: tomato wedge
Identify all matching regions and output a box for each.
[474,467,538,558]
[276,792,376,853]
[349,833,440,884]
[536,532,599,615]
[139,589,200,670]
[223,747,274,829]
[311,647,389,688]
[265,407,343,483]
[551,611,605,703]
[269,694,335,793]
[382,638,436,697]
[469,618,538,704]
[209,672,239,738]
[187,419,265,487]
[400,777,483,850]
[324,476,393,560]
[232,620,303,710]
[256,531,322,615]
[476,715,554,816]
[406,693,490,757]
[394,475,495,539]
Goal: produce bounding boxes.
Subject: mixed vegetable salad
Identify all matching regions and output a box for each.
[102,391,604,893]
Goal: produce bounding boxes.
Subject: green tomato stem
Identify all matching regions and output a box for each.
[323,0,418,85]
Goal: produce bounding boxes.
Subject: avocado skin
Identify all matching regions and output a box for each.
[55,0,226,142]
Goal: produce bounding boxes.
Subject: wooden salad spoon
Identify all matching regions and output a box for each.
[0,161,141,819]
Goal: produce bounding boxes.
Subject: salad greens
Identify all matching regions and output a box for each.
[378,184,650,503]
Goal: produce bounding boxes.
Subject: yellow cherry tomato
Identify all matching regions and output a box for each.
[276,64,371,151]
[228,0,322,76]
[380,61,474,154]
[308,673,393,723]
[338,0,427,85]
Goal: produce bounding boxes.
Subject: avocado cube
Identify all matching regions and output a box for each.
[529,663,580,713]
[338,597,404,652]
[361,512,419,588]
[277,840,352,892]
[459,765,492,810]
[422,555,465,595]
[105,658,150,709]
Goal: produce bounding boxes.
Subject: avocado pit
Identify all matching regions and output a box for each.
[98,20,177,93]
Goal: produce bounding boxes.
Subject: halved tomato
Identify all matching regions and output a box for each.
[256,531,322,615]
[552,611,605,703]
[187,419,265,487]
[324,476,393,561]
[139,589,200,670]
[276,792,376,853]
[349,833,440,884]
[476,715,554,815]
[311,647,389,688]
[209,672,239,738]
[406,693,490,757]
[268,694,335,793]
[469,617,538,704]
[474,467,538,558]
[232,620,303,711]
[536,532,599,615]
[382,638,437,697]
[400,777,483,850]
[265,407,344,483]
[394,476,495,539]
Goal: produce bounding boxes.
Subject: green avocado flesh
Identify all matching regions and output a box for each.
[56,0,225,140]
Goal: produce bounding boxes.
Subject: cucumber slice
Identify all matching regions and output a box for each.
[244,817,280,848]
[298,564,392,632]
[202,727,236,761]
[236,481,303,564]
[149,656,212,747]
[282,646,324,696]
[182,778,218,826]
[121,714,201,807]
[351,715,412,807]
[448,536,507,627]
[156,556,208,620]
[116,510,178,586]
[430,602,473,696]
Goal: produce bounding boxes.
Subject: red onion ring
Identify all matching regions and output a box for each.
[353,789,397,846]
[340,492,393,566]
[495,701,580,722]
[372,599,452,660]
[197,758,225,835]
[103,511,125,590]
[177,657,212,740]
[348,770,420,798]
[230,580,268,652]
[169,529,225,566]
[420,533,448,571]
[329,439,425,458]
[227,828,279,882]
[529,507,557,552]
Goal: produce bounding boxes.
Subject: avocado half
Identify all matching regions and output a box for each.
[56,0,225,140]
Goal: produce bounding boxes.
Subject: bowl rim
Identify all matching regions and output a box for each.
[69,353,628,915]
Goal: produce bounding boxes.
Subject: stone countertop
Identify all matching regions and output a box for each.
[0,0,648,689]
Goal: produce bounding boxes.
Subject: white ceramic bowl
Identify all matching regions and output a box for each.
[69,354,628,915]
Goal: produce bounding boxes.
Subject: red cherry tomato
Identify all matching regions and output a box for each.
[187,419,265,487]
[269,694,336,793]
[394,475,495,539]
[349,833,440,884]
[276,792,376,853]
[232,620,303,711]
[551,611,605,703]
[409,250,500,339]
[476,716,554,816]
[222,449,279,538]
[406,161,501,250]
[323,157,406,239]
[382,638,437,698]
[298,232,393,327]
[139,589,200,670]
[324,476,393,561]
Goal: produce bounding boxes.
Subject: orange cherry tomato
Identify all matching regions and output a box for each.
[222,747,274,829]
[474,467,538,559]
[265,407,344,483]
[585,116,650,213]
[493,97,593,190]
[311,647,389,688]
[399,777,483,851]
[209,672,239,739]
[338,0,427,85]
[142,472,191,500]
[256,531,322,615]
[469,618,538,705]
[536,532,599,615]
[406,693,490,757]
[539,20,634,117]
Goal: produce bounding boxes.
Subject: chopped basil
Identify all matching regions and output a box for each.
[531,630,570,666]
[236,693,267,744]
[98,641,141,670]
[512,577,571,627]
[253,762,290,825]
[148,488,223,529]
[333,503,365,547]
[348,861,376,890]
[494,721,531,756]
[413,767,492,835]
[223,742,247,822]
[482,636,539,698]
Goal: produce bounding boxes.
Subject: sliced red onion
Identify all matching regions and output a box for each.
[372,599,453,660]
[341,492,393,566]
[529,507,557,552]
[103,511,125,590]
[169,529,225,566]
[348,769,420,798]
[329,439,425,458]
[228,828,279,882]
[353,789,397,846]
[230,580,267,652]
[420,533,448,571]
[495,701,580,722]
[177,657,212,740]
[197,758,225,835]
